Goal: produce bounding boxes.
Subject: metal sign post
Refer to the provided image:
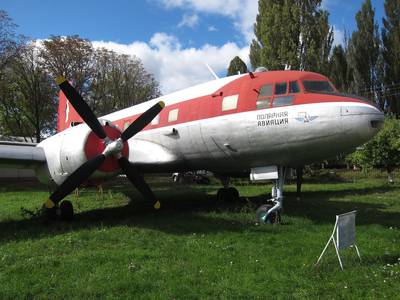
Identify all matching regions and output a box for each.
[316,211,361,270]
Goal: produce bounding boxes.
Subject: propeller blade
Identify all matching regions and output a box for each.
[120,101,165,141]
[118,156,160,210]
[56,77,107,140]
[45,155,106,208]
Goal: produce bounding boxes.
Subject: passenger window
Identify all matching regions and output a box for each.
[222,95,239,111]
[275,82,287,95]
[258,84,273,98]
[289,81,300,93]
[168,109,179,122]
[272,95,294,107]
[151,114,160,125]
[256,99,271,109]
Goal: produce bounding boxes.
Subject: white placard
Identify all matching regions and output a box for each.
[337,211,356,250]
[316,210,361,270]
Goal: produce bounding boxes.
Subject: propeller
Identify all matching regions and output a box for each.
[46,77,164,211]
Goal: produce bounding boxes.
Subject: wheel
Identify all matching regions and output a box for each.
[59,200,74,221]
[42,205,57,220]
[227,187,239,201]
[196,176,210,185]
[201,177,210,185]
[256,204,279,224]
[217,188,228,201]
[172,175,178,182]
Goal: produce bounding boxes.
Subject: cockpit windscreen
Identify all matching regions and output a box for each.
[303,81,335,94]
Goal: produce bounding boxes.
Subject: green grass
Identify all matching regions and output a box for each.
[0,176,399,299]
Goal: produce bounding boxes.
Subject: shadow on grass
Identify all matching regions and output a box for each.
[0,182,399,242]
[283,185,400,227]
[0,187,259,242]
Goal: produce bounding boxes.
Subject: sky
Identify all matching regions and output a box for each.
[1,0,385,94]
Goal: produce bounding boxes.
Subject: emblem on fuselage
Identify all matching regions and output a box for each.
[295,112,318,123]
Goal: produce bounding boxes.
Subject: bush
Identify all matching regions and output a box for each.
[347,117,400,177]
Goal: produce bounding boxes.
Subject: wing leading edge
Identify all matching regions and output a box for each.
[0,142,46,169]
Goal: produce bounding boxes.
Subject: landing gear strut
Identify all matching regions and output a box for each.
[216,177,239,201]
[256,166,286,224]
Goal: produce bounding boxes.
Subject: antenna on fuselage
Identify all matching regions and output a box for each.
[284,64,292,70]
[205,63,220,80]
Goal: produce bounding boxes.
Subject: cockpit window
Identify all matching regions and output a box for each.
[259,84,273,98]
[272,95,294,107]
[289,81,300,93]
[303,81,335,93]
[275,82,287,95]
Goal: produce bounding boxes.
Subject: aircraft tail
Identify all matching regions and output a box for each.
[57,90,83,132]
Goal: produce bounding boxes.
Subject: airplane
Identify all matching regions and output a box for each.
[0,69,384,223]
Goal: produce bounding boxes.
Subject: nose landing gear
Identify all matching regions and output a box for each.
[256,204,280,224]
[256,166,286,224]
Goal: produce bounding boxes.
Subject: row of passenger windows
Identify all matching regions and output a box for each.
[124,108,179,129]
[123,83,298,128]
[150,108,179,125]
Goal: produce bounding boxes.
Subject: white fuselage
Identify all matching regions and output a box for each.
[129,101,383,173]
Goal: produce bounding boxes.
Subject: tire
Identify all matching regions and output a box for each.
[60,200,74,221]
[42,205,57,220]
[202,177,210,185]
[217,188,228,201]
[227,187,239,201]
[256,204,279,224]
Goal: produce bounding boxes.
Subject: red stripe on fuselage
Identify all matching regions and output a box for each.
[111,71,368,132]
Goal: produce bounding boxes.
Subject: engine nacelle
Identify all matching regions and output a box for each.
[37,120,122,186]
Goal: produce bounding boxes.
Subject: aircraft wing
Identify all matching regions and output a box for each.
[128,138,179,172]
[0,141,46,169]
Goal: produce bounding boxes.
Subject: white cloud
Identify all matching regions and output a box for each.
[158,0,258,43]
[160,0,241,16]
[93,32,249,94]
[178,13,199,28]
[321,0,339,10]
[333,26,345,46]
[207,25,218,32]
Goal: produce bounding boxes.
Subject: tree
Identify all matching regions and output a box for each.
[90,48,160,116]
[347,0,381,103]
[0,44,57,142]
[227,56,248,76]
[301,9,333,74]
[329,45,351,92]
[0,10,27,139]
[39,36,160,116]
[0,10,21,71]
[250,0,301,70]
[249,0,333,73]
[347,118,400,181]
[382,0,400,117]
[39,35,94,95]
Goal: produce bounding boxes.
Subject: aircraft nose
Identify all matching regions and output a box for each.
[341,102,384,142]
